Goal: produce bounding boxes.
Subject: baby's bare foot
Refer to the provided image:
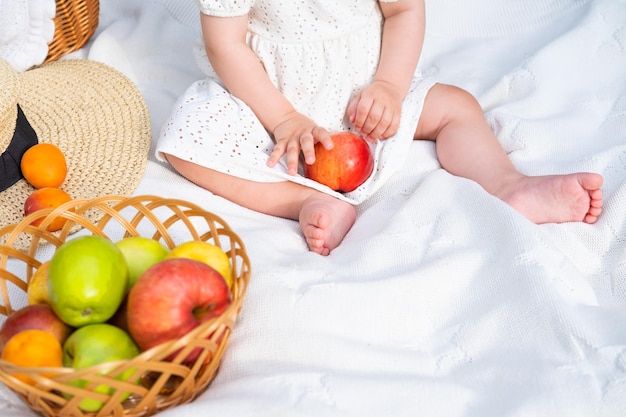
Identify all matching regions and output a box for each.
[500,172,603,224]
[299,194,356,256]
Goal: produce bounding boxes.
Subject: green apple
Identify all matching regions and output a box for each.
[115,236,169,289]
[63,323,140,412]
[48,235,128,327]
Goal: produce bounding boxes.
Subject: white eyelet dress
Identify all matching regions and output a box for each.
[156,0,436,205]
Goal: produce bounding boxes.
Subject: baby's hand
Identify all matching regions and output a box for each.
[347,80,404,141]
[267,112,333,176]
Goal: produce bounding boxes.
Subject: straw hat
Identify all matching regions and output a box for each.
[0,57,151,244]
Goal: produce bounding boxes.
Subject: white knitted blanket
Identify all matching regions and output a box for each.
[0,0,55,72]
[2,0,626,416]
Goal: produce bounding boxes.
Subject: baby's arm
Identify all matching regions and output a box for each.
[347,0,426,141]
[200,13,332,175]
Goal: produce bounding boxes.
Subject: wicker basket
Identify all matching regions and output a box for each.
[0,195,251,417]
[45,0,100,64]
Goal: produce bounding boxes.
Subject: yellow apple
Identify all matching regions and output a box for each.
[27,261,51,305]
[165,241,233,289]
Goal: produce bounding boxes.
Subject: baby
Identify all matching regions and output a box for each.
[157,0,603,256]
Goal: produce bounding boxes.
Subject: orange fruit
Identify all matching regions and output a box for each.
[1,329,64,385]
[24,188,73,231]
[21,143,67,189]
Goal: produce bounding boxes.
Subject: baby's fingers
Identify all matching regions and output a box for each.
[312,126,333,151]
[268,141,299,175]
[366,107,400,140]
[267,141,287,168]
[347,93,373,133]
[359,103,388,139]
[298,131,316,165]
[284,142,301,175]
[347,95,359,125]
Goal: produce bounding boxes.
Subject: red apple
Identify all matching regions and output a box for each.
[126,258,231,363]
[303,131,374,192]
[0,304,73,352]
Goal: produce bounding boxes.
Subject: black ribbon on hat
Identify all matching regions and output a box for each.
[0,105,38,192]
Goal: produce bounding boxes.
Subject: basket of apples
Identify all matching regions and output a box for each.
[0,195,251,417]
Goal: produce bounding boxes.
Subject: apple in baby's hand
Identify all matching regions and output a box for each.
[303,131,374,192]
[127,258,231,363]
[0,304,72,352]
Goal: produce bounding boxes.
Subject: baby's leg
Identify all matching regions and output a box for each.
[165,155,356,255]
[415,83,603,224]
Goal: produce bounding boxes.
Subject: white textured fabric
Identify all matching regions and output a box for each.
[0,0,55,72]
[156,0,434,204]
[2,0,626,416]
[196,0,252,16]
